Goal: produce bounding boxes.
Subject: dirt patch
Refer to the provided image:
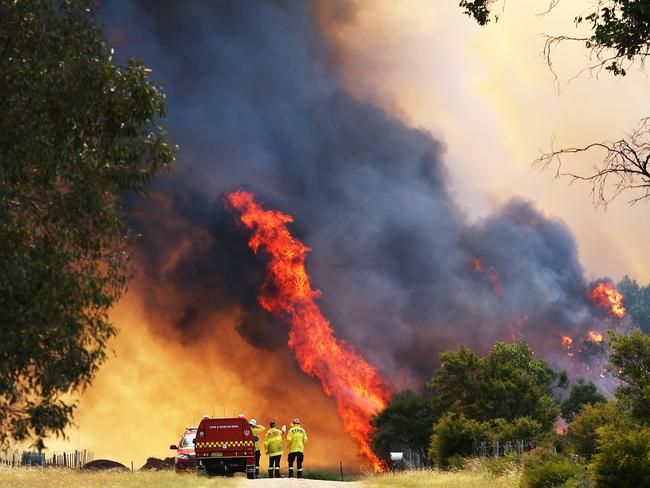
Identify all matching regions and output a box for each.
[82,459,128,471]
[140,457,175,470]
[241,479,359,487]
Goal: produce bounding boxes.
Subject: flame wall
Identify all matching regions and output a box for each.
[48,0,639,465]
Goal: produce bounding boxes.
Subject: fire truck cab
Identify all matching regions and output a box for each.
[194,416,256,478]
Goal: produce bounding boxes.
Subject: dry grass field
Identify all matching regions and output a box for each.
[0,466,520,487]
[360,469,520,488]
[0,467,240,488]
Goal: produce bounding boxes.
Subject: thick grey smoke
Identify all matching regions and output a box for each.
[101,0,618,388]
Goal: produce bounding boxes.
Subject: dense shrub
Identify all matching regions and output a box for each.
[483,452,517,477]
[428,413,473,468]
[591,425,650,488]
[520,448,582,488]
[567,402,622,460]
[428,412,491,468]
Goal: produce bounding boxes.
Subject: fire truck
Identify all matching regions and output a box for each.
[193,416,256,478]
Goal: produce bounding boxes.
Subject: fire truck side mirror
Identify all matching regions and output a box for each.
[169,445,177,450]
[192,438,196,444]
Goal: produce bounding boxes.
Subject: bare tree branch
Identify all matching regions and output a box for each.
[535,118,650,206]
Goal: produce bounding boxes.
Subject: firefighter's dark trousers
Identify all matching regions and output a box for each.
[268,455,281,478]
[288,451,304,478]
[254,450,261,477]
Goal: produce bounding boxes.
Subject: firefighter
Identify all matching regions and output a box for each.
[264,420,284,478]
[286,418,308,478]
[249,419,265,478]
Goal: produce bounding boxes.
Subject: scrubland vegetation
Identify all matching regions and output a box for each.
[371,331,650,487]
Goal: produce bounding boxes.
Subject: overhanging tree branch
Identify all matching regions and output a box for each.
[535,118,650,206]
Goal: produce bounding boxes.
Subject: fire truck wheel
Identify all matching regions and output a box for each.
[246,464,256,479]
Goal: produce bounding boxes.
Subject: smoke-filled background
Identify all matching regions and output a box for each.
[47,0,649,467]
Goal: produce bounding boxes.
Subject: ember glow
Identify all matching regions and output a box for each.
[471,257,503,294]
[225,190,391,470]
[590,282,625,318]
[560,334,573,348]
[587,330,603,343]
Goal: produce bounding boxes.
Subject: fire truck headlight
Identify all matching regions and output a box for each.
[177,454,189,460]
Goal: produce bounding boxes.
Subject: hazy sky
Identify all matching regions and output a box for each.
[332,0,650,282]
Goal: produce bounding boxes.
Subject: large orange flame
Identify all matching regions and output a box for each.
[590,282,625,318]
[225,190,391,470]
[587,330,603,343]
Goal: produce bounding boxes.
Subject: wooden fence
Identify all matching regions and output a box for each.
[1,450,94,468]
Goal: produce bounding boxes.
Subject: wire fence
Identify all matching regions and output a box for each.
[472,439,538,458]
[1,450,94,468]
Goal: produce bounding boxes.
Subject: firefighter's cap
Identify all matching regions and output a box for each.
[270,421,276,427]
[249,419,257,426]
[293,418,300,424]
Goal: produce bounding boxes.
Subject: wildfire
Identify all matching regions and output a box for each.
[587,330,603,343]
[560,334,573,348]
[590,282,625,318]
[225,190,391,470]
[471,257,502,294]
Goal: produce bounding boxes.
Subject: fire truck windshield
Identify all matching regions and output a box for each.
[179,433,196,448]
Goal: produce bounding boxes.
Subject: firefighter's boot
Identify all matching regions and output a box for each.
[288,467,294,478]
[298,469,303,478]
[268,468,274,478]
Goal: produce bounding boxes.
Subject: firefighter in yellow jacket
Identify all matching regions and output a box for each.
[264,421,284,478]
[249,419,265,478]
[286,418,308,478]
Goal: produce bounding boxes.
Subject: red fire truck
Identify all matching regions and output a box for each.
[194,416,256,478]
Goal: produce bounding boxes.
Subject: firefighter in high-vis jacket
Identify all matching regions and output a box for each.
[264,421,284,478]
[286,418,308,478]
[249,419,265,478]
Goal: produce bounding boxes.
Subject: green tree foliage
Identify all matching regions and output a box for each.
[560,379,607,423]
[460,0,650,76]
[592,424,650,488]
[370,390,436,463]
[0,0,174,448]
[567,402,623,460]
[458,0,499,25]
[427,339,561,430]
[491,417,544,444]
[617,276,650,333]
[608,330,650,422]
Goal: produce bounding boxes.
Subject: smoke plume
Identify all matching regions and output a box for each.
[84,0,626,463]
